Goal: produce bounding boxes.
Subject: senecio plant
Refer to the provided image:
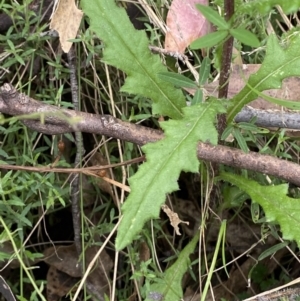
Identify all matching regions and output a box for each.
[81,0,300,300]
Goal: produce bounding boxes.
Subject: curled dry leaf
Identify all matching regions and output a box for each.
[57,139,65,153]
[165,0,210,54]
[161,204,189,235]
[50,0,83,53]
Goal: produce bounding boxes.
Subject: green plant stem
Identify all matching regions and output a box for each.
[200,220,227,301]
[0,217,47,301]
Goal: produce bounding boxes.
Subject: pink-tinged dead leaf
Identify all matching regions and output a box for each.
[205,64,300,111]
[50,0,83,53]
[184,64,300,112]
[165,0,210,54]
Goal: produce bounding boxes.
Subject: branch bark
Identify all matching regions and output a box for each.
[217,0,235,135]
[236,106,300,130]
[67,46,84,259]
[1,83,300,186]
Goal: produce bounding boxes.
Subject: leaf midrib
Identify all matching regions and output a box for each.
[128,104,216,226]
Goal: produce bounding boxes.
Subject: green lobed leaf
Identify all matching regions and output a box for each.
[230,28,260,47]
[116,99,225,250]
[237,0,300,15]
[227,32,300,123]
[219,172,300,247]
[190,30,228,49]
[145,233,199,301]
[196,4,229,30]
[81,0,186,119]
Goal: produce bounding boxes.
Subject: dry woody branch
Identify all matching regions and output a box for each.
[1,83,300,186]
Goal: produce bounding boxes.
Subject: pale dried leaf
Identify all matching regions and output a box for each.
[162,204,189,235]
[165,0,209,54]
[50,0,83,53]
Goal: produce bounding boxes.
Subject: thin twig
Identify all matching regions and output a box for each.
[0,156,145,174]
[67,46,84,256]
[1,84,300,186]
[218,0,235,135]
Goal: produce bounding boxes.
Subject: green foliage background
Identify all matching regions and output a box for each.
[1,0,300,299]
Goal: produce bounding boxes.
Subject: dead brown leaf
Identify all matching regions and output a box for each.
[50,0,83,53]
[47,266,79,301]
[205,64,300,111]
[162,204,189,235]
[43,245,81,277]
[85,246,113,296]
[164,0,210,54]
[43,244,113,298]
